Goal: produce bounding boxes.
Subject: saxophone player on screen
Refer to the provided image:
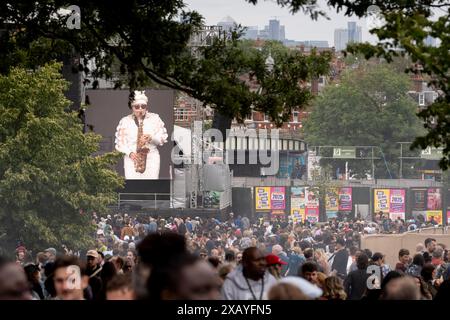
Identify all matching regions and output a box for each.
[115,90,168,179]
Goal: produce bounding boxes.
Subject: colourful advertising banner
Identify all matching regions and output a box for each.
[305,207,319,223]
[291,187,306,209]
[255,187,286,212]
[427,188,442,211]
[338,187,353,212]
[326,188,339,213]
[291,187,306,223]
[426,211,442,225]
[389,189,406,220]
[290,208,305,224]
[270,187,286,210]
[255,187,271,210]
[374,189,390,213]
[306,187,320,222]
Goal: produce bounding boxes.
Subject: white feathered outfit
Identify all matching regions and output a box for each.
[115,112,168,179]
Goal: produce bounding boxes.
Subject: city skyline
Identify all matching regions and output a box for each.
[185,0,378,45]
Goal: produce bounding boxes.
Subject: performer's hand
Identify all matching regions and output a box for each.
[143,134,152,143]
[129,152,138,162]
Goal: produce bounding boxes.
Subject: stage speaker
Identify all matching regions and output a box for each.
[232,188,253,219]
[202,164,230,191]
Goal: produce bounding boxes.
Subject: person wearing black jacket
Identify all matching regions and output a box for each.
[330,238,349,280]
[344,253,370,300]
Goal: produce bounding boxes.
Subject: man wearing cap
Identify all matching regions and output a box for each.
[115,90,168,179]
[266,254,287,279]
[86,250,103,300]
[271,244,289,276]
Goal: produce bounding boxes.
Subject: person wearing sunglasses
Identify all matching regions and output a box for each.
[115,90,168,179]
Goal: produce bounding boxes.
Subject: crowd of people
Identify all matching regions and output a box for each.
[1,211,449,300]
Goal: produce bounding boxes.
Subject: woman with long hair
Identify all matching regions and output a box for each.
[314,248,331,275]
[321,276,347,300]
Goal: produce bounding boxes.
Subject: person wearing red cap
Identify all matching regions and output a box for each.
[266,254,288,280]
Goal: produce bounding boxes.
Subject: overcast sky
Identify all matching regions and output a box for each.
[185,0,378,45]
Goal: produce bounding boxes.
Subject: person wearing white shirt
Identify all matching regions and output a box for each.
[115,90,168,179]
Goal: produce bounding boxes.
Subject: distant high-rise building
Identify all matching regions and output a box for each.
[279,25,286,42]
[334,28,348,51]
[357,26,362,42]
[243,26,258,40]
[347,21,362,44]
[268,19,280,41]
[217,16,236,32]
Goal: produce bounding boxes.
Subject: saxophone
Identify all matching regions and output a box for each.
[135,114,150,173]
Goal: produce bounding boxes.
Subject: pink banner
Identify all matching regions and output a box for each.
[338,187,352,211]
[270,187,286,210]
[389,189,405,214]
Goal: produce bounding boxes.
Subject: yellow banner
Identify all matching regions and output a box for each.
[290,208,305,224]
[426,211,442,225]
[255,187,271,210]
[326,188,339,212]
[374,189,390,213]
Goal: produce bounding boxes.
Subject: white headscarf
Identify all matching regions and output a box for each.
[131,90,148,106]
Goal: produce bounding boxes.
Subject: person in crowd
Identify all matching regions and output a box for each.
[412,276,433,300]
[315,272,327,290]
[286,246,306,277]
[126,249,138,268]
[329,238,349,280]
[52,256,90,300]
[344,252,370,300]
[106,273,135,300]
[44,248,57,263]
[423,238,436,263]
[23,264,45,300]
[272,276,323,300]
[85,250,103,300]
[321,275,347,300]
[434,278,450,301]
[432,247,444,267]
[222,247,277,300]
[267,283,309,300]
[314,248,331,276]
[395,249,410,273]
[136,232,221,300]
[421,263,441,299]
[265,254,287,280]
[15,246,28,266]
[381,276,420,300]
[299,261,320,287]
[271,244,289,276]
[406,253,425,277]
[0,256,32,300]
[371,252,391,278]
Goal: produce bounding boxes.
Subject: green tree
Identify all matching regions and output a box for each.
[303,61,425,178]
[247,0,450,168]
[0,1,331,131]
[0,62,123,253]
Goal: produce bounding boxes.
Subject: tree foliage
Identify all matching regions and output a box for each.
[0,1,331,126]
[248,0,450,167]
[0,62,123,252]
[303,61,425,178]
